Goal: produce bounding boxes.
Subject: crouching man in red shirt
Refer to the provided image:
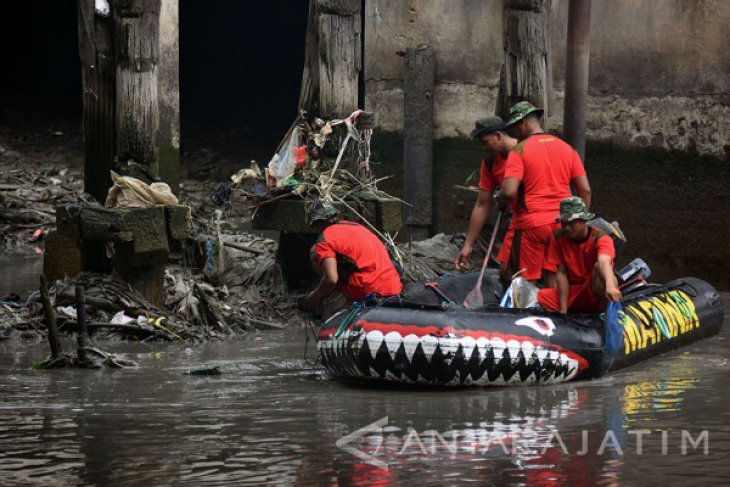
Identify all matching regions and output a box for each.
[537,197,621,314]
[303,198,403,309]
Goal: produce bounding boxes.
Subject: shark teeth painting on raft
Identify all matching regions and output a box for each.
[319,329,584,386]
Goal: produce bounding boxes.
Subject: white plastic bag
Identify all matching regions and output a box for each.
[509,277,540,308]
[268,126,300,185]
[105,171,179,208]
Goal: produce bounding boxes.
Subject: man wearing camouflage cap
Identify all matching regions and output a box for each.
[497,101,592,286]
[455,115,518,272]
[303,197,402,309]
[537,196,621,314]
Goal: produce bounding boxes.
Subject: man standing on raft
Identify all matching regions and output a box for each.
[537,197,621,314]
[455,115,518,271]
[497,101,592,286]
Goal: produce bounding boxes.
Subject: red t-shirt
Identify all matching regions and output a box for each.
[312,220,403,301]
[503,134,586,229]
[478,153,508,191]
[546,228,615,285]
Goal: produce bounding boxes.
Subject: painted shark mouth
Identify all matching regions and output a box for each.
[318,327,588,386]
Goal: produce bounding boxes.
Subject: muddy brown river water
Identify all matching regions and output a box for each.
[0,294,728,486]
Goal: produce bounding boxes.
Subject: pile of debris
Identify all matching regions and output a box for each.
[226,110,400,223]
[0,159,86,252]
[0,111,475,347]
[1,230,303,343]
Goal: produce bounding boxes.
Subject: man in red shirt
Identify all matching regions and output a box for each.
[497,101,592,285]
[537,197,621,314]
[455,116,518,271]
[303,198,403,309]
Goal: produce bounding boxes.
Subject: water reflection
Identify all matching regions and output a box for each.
[0,322,727,485]
[0,251,43,297]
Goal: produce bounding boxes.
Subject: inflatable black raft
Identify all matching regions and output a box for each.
[317,272,724,386]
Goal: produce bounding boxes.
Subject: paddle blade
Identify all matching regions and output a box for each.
[462,286,484,309]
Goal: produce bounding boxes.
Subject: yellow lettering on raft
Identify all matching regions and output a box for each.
[656,295,687,338]
[622,312,641,353]
[634,301,659,348]
[680,290,699,331]
[621,290,700,355]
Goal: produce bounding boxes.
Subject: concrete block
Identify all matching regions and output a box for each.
[127,207,170,261]
[79,206,134,242]
[165,205,190,241]
[55,205,81,241]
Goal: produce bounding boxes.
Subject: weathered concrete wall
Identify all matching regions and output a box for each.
[365,0,730,157]
[364,0,503,138]
[549,0,730,157]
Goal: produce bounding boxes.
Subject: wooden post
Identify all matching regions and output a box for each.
[114,0,161,171]
[40,276,62,359]
[77,0,180,202]
[403,46,435,240]
[497,0,552,119]
[298,0,362,118]
[75,286,91,363]
[78,0,116,203]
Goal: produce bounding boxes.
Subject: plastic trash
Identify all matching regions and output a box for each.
[105,171,179,208]
[293,145,308,168]
[499,283,513,308]
[268,126,300,185]
[510,277,539,308]
[230,161,262,185]
[110,311,136,325]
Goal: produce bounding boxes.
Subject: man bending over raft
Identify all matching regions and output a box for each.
[497,101,592,287]
[455,116,518,273]
[303,198,403,310]
[537,197,621,314]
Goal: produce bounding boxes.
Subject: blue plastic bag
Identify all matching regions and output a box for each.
[604,301,624,355]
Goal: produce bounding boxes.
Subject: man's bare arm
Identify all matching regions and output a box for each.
[304,258,338,308]
[597,254,621,302]
[572,175,592,210]
[497,177,520,208]
[556,264,570,314]
[456,190,493,269]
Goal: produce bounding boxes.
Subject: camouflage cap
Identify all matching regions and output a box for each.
[470,115,507,140]
[556,196,595,222]
[306,197,339,226]
[506,101,544,126]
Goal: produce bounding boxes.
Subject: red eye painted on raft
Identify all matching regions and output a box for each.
[514,317,556,337]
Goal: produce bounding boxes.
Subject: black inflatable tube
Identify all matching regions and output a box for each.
[317,277,724,387]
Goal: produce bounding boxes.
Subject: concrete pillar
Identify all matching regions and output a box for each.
[563,0,592,161]
[403,46,435,240]
[77,0,180,202]
[298,0,361,118]
[497,0,551,120]
[156,0,180,192]
[78,0,116,203]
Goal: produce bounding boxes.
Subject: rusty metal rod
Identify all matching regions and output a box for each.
[563,0,592,161]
